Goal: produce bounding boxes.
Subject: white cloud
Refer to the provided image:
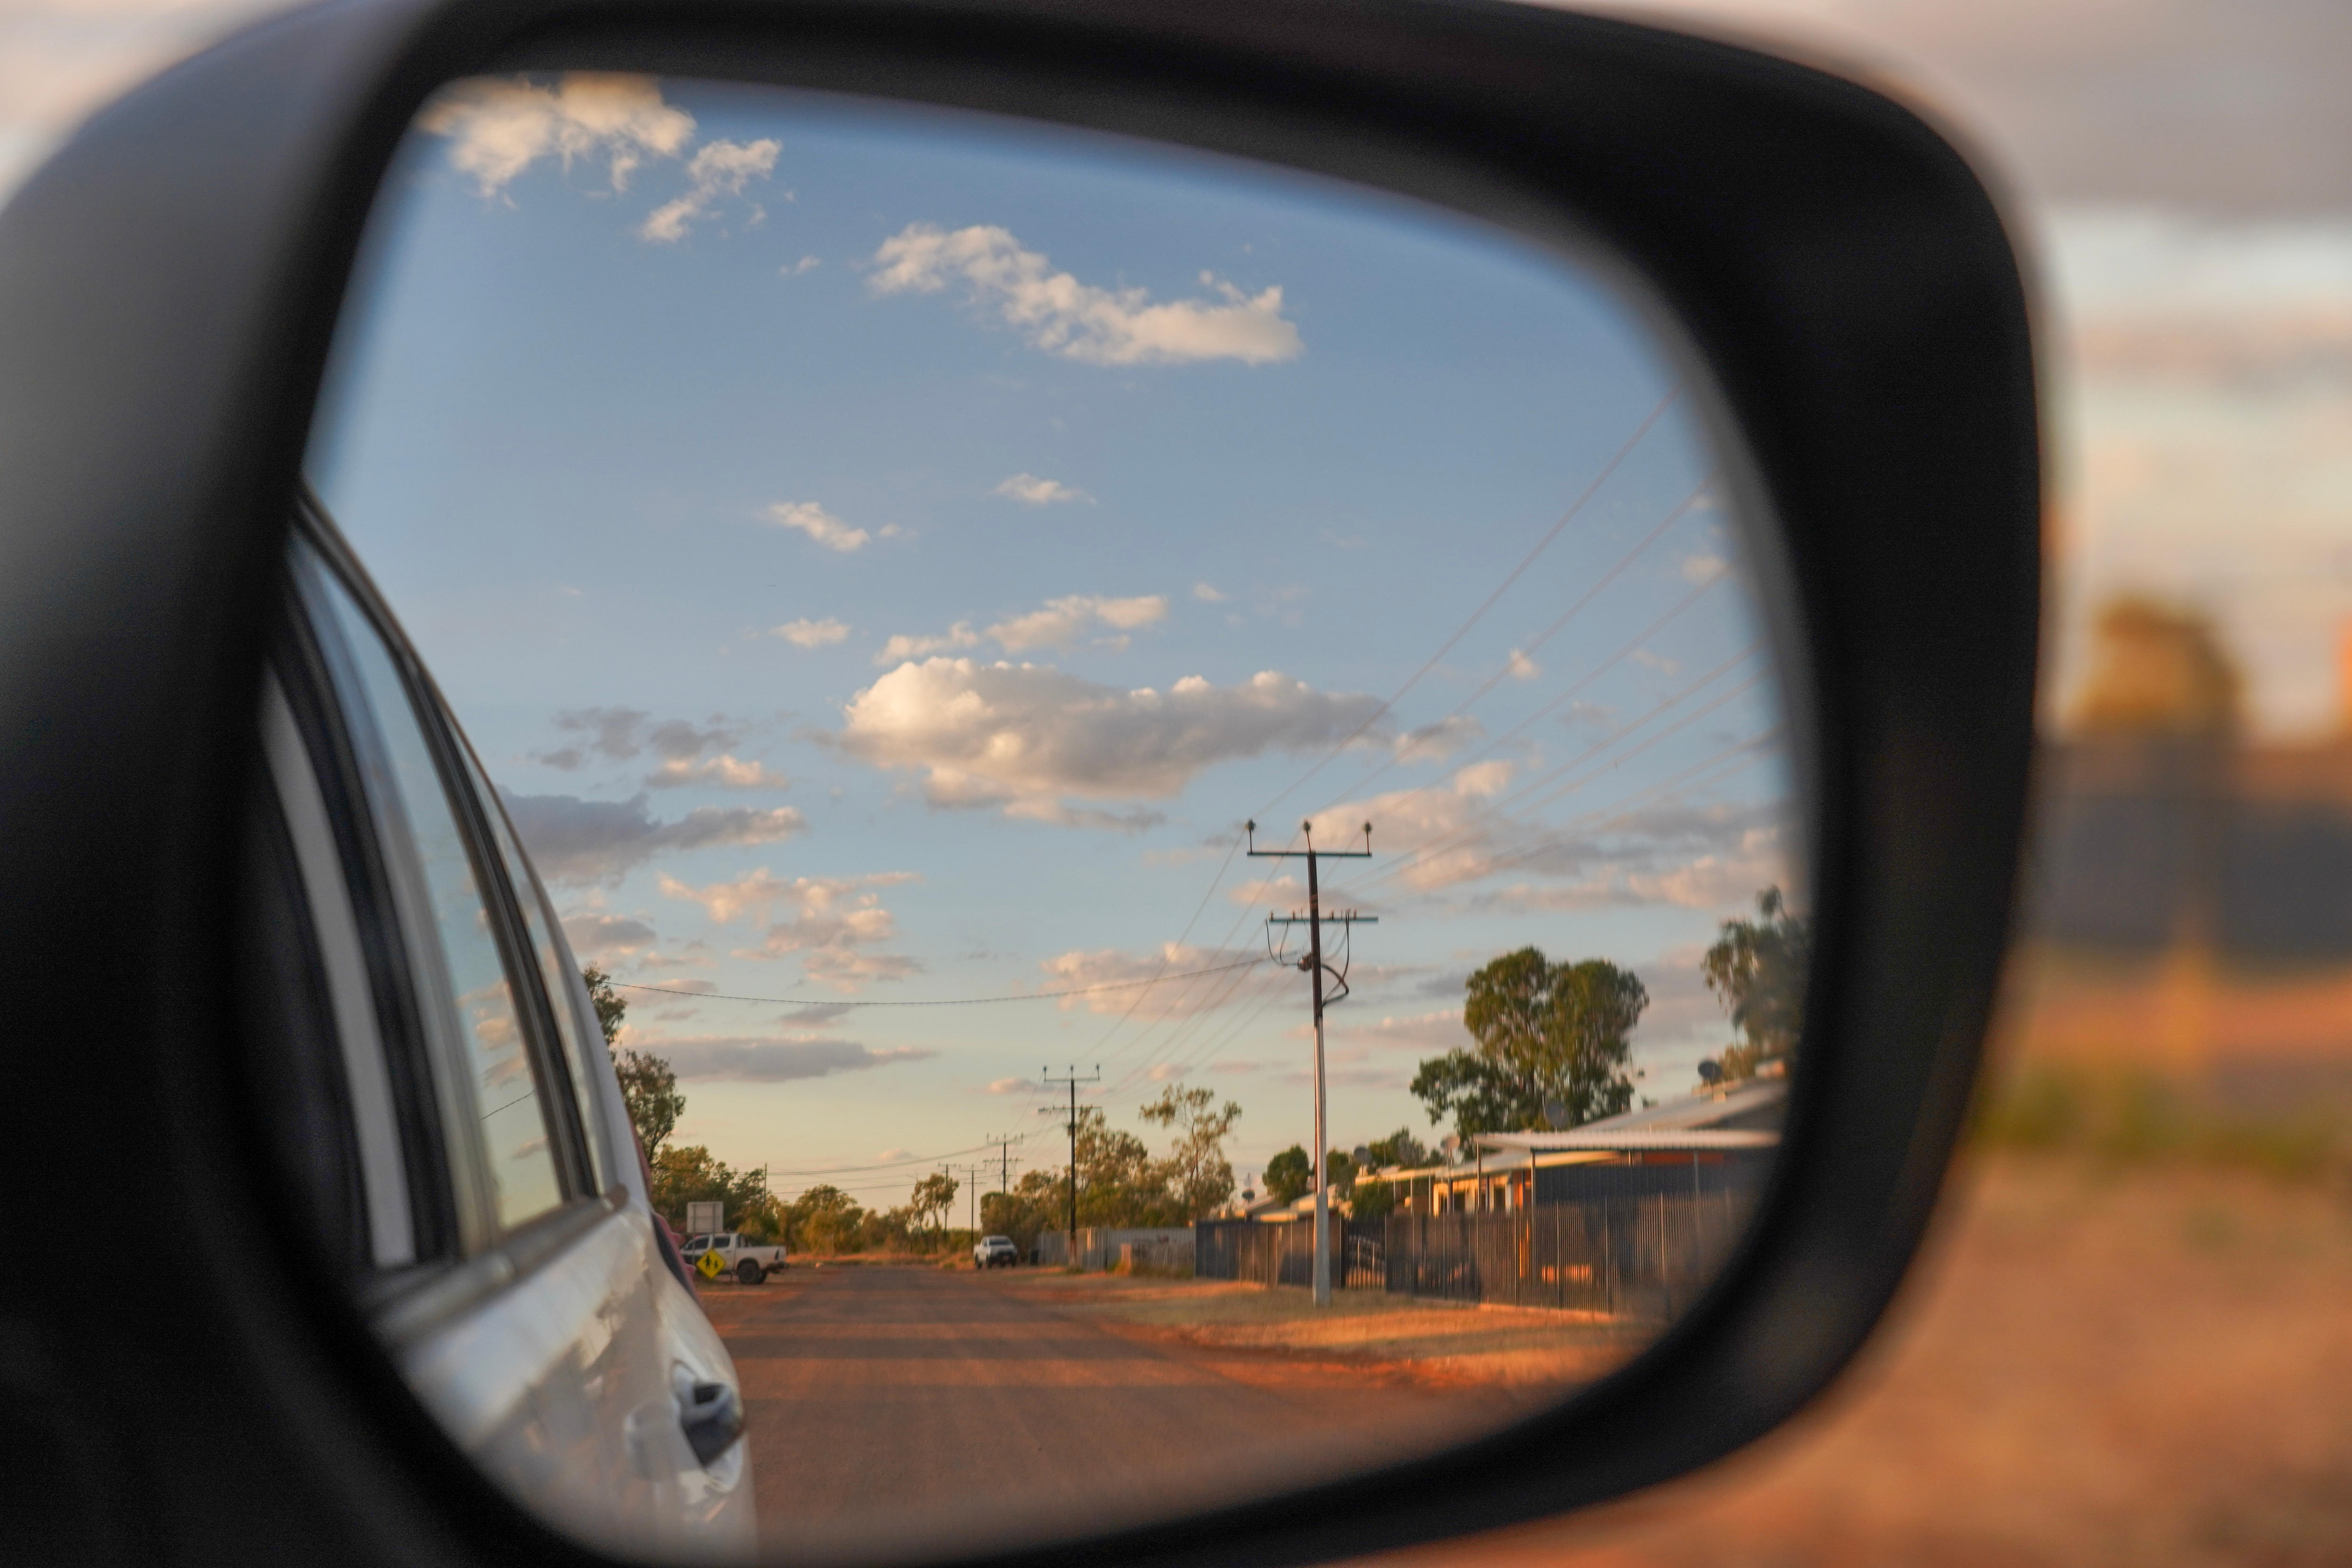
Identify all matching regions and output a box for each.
[993,473,1094,505]
[876,622,980,665]
[417,73,695,197]
[867,223,1303,366]
[643,755,789,790]
[1392,715,1484,764]
[530,708,782,792]
[1037,943,1254,1018]
[558,912,658,959]
[1507,649,1542,681]
[1326,1009,1469,1055]
[501,791,805,885]
[533,707,745,770]
[985,594,1167,653]
[836,660,1382,822]
[1680,552,1728,584]
[1192,582,1227,603]
[782,255,821,276]
[659,868,921,991]
[773,617,850,647]
[985,1076,1036,1096]
[658,866,914,924]
[639,135,779,242]
[1229,875,1303,908]
[1482,825,1794,913]
[767,501,869,553]
[644,1035,933,1082]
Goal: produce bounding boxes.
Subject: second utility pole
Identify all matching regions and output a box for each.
[1041,1066,1098,1268]
[1250,818,1375,1306]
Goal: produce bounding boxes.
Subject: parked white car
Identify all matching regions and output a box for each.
[973,1234,1019,1268]
[683,1233,789,1284]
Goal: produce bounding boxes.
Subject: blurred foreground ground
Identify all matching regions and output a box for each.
[1365,1150,2352,1568]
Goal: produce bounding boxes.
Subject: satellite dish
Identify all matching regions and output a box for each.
[1542,1098,1569,1130]
[1698,1059,1724,1084]
[1438,1134,1461,1164]
[1350,1145,1373,1167]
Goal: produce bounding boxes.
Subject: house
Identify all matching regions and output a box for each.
[1370,1077,1788,1216]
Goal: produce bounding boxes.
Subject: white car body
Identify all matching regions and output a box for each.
[261,505,755,1559]
[973,1234,1020,1268]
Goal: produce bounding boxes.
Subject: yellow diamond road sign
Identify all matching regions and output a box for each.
[696,1249,723,1281]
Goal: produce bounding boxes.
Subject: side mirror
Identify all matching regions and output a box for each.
[0,2,2037,1567]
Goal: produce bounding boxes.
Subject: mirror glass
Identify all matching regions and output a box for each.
[288,72,1804,1559]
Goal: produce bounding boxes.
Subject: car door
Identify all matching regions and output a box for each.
[260,515,753,1557]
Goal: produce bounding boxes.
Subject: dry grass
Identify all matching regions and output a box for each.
[1002,1271,1653,1388]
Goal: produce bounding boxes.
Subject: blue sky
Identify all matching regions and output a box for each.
[310,75,1796,1208]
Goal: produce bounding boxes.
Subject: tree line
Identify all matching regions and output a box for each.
[582,966,1245,1254]
[1248,886,1809,1213]
[581,884,1804,1241]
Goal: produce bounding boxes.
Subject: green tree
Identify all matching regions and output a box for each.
[784,1184,866,1254]
[1349,1177,1398,1219]
[648,1144,779,1238]
[1323,1147,1359,1196]
[1701,888,1812,1080]
[584,963,686,1155]
[908,1171,959,1234]
[968,1092,1249,1253]
[1263,1145,1312,1204]
[1363,1128,1430,1170]
[1138,1084,1243,1217]
[980,1186,1057,1251]
[1408,1051,1528,1139]
[1413,948,1643,1138]
[582,962,628,1044]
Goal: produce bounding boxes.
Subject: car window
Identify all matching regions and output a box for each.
[260,672,416,1269]
[308,562,565,1236]
[443,722,606,1194]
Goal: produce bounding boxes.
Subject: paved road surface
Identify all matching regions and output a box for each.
[698,1266,1496,1546]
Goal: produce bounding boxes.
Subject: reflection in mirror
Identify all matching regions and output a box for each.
[286,72,1804,1559]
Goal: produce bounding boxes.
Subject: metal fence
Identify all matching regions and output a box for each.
[1198,1168,1764,1322]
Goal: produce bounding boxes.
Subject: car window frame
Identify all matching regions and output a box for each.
[286,512,610,1300]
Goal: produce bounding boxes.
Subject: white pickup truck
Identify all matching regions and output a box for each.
[680,1232,789,1285]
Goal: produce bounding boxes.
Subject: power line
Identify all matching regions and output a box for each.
[1332,645,1763,898]
[611,956,1262,1008]
[1330,724,1780,909]
[1069,834,1248,1068]
[1089,825,1301,1085]
[1251,386,1682,821]
[1307,475,1716,817]
[762,1131,1049,1180]
[1100,951,1289,1098]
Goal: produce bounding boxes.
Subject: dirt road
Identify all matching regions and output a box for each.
[699,1263,1512,1547]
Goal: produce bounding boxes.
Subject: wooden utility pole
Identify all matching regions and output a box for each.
[1250,819,1375,1307]
[1040,1066,1098,1267]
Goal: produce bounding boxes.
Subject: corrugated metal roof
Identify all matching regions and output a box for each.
[1478,1128,1780,1152]
[1571,1076,1788,1133]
